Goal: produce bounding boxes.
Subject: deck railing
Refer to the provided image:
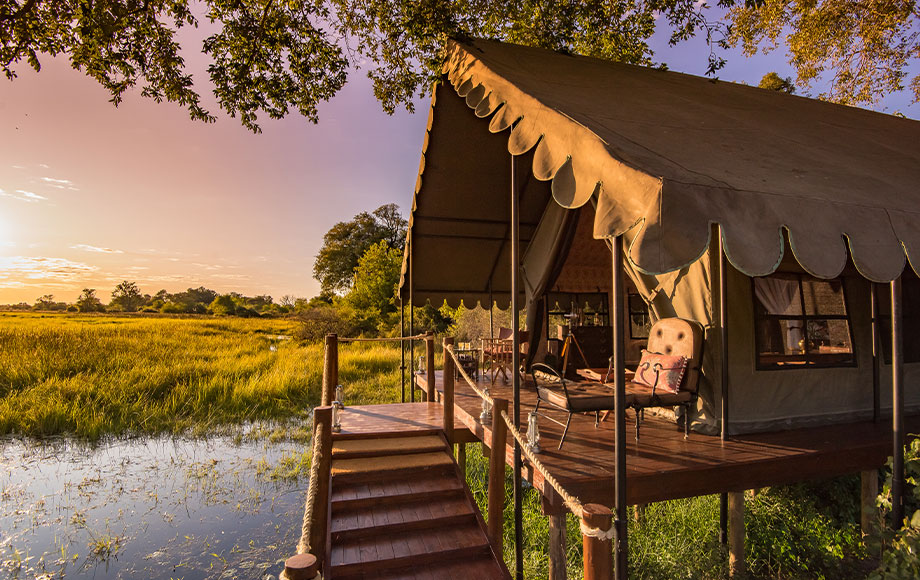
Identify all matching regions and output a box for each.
[444,342,615,580]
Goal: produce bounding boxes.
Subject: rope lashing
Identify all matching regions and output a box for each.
[579,521,616,541]
[338,334,428,342]
[444,345,493,404]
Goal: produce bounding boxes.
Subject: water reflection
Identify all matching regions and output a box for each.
[0,428,310,579]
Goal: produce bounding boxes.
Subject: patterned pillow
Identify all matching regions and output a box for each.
[633,350,687,394]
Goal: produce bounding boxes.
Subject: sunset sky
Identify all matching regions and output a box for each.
[1,26,917,305]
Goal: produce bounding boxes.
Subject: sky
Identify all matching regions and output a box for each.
[1,20,917,306]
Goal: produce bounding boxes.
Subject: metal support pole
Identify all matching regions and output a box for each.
[871,283,880,423]
[891,276,904,528]
[409,234,415,403]
[510,153,524,580]
[400,297,406,403]
[719,225,729,441]
[611,236,628,580]
[489,279,494,339]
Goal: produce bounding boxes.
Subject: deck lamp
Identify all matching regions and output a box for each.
[480,387,492,424]
[527,410,542,454]
[335,385,345,409]
[331,401,342,433]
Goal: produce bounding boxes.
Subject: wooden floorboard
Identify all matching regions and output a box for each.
[410,370,920,507]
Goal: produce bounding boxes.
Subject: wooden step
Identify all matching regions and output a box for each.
[331,470,465,506]
[334,554,508,580]
[331,434,448,459]
[332,495,475,538]
[329,520,492,578]
[331,451,455,483]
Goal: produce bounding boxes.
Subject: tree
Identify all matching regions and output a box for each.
[727,0,919,107]
[313,203,406,294]
[758,71,796,93]
[110,280,144,312]
[76,288,103,312]
[33,294,56,310]
[344,240,402,328]
[210,294,237,316]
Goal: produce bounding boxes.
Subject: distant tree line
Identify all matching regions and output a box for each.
[3,283,308,318]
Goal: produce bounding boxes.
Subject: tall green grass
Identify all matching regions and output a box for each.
[0,313,403,439]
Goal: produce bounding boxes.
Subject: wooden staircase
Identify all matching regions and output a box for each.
[327,432,509,579]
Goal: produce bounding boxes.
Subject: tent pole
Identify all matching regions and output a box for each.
[871,283,880,423]
[489,279,494,339]
[718,225,729,441]
[611,235,628,580]
[400,297,406,403]
[510,153,524,580]
[409,234,415,403]
[891,276,904,528]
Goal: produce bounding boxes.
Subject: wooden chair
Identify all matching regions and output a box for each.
[624,317,704,440]
[481,328,529,383]
[530,362,617,450]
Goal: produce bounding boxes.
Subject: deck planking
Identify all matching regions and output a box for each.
[415,370,920,508]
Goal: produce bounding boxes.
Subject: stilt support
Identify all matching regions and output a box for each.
[728,491,745,577]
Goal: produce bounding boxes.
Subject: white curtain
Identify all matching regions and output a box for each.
[754,277,802,353]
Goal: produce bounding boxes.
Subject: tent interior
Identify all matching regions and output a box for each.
[399,38,920,436]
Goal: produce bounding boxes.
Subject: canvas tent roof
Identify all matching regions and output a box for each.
[399,38,920,306]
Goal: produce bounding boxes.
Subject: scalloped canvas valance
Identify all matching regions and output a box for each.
[400,38,920,307]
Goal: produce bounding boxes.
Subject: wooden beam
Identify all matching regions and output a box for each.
[457,442,467,477]
[861,469,878,541]
[728,491,745,577]
[322,334,337,407]
[582,503,613,580]
[489,398,509,554]
[443,337,455,445]
[548,512,568,580]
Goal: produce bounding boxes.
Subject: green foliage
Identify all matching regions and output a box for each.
[871,437,920,579]
[759,71,796,93]
[728,0,920,106]
[210,294,238,316]
[294,304,356,342]
[76,288,104,312]
[110,280,144,312]
[313,203,406,295]
[344,240,402,332]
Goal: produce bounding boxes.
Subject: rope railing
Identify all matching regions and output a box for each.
[338,333,428,343]
[296,424,327,555]
[444,344,493,404]
[499,409,615,540]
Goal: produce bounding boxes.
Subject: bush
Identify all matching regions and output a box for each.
[295,305,356,342]
[159,302,186,314]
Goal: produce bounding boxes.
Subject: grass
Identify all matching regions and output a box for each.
[0,312,876,578]
[0,312,404,439]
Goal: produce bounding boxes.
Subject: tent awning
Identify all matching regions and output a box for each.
[400,38,920,306]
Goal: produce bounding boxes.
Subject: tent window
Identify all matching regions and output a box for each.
[752,274,856,369]
[629,292,651,339]
[878,271,920,364]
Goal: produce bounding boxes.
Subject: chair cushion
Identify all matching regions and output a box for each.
[537,383,617,413]
[633,350,687,394]
[624,381,693,406]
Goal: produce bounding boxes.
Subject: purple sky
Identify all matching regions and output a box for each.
[1,25,916,305]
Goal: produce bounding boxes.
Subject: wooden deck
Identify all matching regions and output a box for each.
[415,371,920,510]
[328,410,509,579]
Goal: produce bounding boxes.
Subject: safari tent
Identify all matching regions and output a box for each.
[396,38,920,577]
[399,38,920,436]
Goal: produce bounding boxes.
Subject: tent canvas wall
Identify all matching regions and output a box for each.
[399,38,920,436]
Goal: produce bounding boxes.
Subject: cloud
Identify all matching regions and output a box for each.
[0,188,47,203]
[71,244,124,254]
[38,164,50,169]
[41,176,79,191]
[0,256,99,286]
[10,165,25,170]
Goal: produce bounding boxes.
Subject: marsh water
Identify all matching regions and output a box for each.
[0,427,311,579]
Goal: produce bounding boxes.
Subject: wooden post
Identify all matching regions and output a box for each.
[488,397,509,553]
[728,491,745,577]
[283,553,319,580]
[309,406,334,569]
[548,511,568,580]
[425,332,435,403]
[457,443,467,477]
[861,470,879,541]
[443,337,455,444]
[321,334,337,407]
[581,503,613,580]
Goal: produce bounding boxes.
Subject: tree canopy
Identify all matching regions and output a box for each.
[5,1,914,131]
[313,203,407,295]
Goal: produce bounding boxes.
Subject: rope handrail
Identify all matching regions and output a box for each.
[498,409,615,540]
[296,426,326,555]
[444,344,493,405]
[338,333,429,343]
